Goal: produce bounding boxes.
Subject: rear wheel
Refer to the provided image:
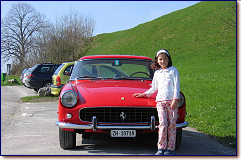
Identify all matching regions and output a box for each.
[175,129,182,150]
[43,81,52,88]
[59,128,76,150]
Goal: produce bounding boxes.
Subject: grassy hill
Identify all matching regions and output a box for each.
[84,1,236,147]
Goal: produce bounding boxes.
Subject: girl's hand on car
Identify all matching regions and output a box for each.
[133,93,146,98]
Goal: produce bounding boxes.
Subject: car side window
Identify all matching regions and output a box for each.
[63,65,74,76]
[39,66,53,73]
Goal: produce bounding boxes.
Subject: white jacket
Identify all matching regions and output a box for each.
[144,66,180,102]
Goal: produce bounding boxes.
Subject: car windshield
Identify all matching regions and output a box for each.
[70,58,154,80]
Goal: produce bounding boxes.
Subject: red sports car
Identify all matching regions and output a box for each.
[56,55,188,150]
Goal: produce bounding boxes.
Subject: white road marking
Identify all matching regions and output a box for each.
[21,113,32,116]
[2,134,42,140]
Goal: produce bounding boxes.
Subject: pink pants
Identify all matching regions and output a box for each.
[157,101,178,151]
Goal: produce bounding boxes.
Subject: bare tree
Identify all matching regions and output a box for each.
[45,10,95,63]
[1,3,48,69]
[26,26,52,65]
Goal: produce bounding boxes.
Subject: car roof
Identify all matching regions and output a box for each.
[79,55,152,61]
[63,62,75,64]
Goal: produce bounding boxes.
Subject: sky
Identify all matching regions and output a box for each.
[1,1,200,36]
[1,1,200,72]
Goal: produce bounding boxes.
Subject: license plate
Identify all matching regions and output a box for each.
[111,130,136,137]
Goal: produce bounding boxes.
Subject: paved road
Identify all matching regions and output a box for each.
[1,86,237,155]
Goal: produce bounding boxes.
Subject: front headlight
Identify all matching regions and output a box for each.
[60,90,78,108]
[178,92,185,108]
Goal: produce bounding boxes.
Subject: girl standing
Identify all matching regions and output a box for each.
[133,49,180,155]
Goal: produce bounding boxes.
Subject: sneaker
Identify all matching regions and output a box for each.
[164,150,175,155]
[155,149,165,155]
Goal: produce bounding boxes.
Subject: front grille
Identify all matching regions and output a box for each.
[79,107,158,123]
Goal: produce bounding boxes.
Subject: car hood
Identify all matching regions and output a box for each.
[73,80,157,107]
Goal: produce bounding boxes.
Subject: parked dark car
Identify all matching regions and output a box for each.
[25,63,61,92]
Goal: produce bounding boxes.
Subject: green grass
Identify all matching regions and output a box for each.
[83,1,236,147]
[1,75,21,86]
[21,96,59,102]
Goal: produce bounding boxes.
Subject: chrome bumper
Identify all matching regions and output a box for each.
[56,116,188,131]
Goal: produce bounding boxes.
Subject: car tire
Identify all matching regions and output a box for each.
[43,81,52,88]
[34,88,39,92]
[59,128,76,150]
[175,129,182,150]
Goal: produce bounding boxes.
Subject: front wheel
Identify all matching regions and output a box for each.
[59,128,76,150]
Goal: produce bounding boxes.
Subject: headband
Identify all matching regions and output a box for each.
[156,49,169,57]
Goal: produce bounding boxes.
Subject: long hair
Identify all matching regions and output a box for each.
[150,49,172,70]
